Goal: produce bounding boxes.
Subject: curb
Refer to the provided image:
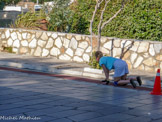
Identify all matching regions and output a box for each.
[0,61,156,88]
[0,61,106,79]
[0,66,154,92]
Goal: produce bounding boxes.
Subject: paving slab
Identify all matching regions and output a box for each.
[0,69,162,122]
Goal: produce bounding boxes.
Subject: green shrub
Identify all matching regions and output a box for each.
[70,0,162,41]
[88,52,102,69]
[101,0,162,41]
[69,0,93,34]
[48,0,73,32]
[13,10,46,29]
[2,46,13,53]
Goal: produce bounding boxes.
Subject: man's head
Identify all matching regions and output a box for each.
[95,51,103,62]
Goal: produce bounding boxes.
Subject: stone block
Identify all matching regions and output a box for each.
[50,47,60,56]
[41,32,48,40]
[19,47,28,54]
[42,48,49,57]
[103,41,112,50]
[63,38,70,48]
[30,49,35,55]
[154,43,162,54]
[11,32,17,40]
[114,39,121,47]
[51,33,58,39]
[113,48,121,57]
[101,47,109,54]
[7,38,13,47]
[75,48,84,56]
[17,32,22,40]
[67,34,72,39]
[143,53,149,58]
[5,29,10,39]
[59,54,71,60]
[137,64,145,71]
[12,47,18,53]
[75,35,82,40]
[1,33,5,39]
[58,33,66,36]
[27,33,32,39]
[36,31,42,38]
[149,44,155,56]
[123,51,131,60]
[66,48,73,57]
[130,41,139,52]
[86,37,90,42]
[21,40,28,47]
[137,42,149,53]
[83,54,90,62]
[69,37,78,49]
[13,39,20,48]
[34,47,42,56]
[22,32,27,39]
[130,53,137,64]
[30,35,36,41]
[46,38,54,48]
[101,37,107,43]
[55,37,62,48]
[120,40,132,48]
[143,57,156,66]
[156,55,162,61]
[78,41,88,49]
[29,38,37,48]
[145,66,154,72]
[86,46,92,53]
[133,56,143,68]
[120,40,125,47]
[47,32,52,36]
[38,39,46,47]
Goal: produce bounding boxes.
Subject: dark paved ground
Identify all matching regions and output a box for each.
[0,69,162,122]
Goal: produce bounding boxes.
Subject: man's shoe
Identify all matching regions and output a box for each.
[106,80,110,85]
[136,76,142,86]
[113,81,118,86]
[101,79,107,82]
[130,79,136,88]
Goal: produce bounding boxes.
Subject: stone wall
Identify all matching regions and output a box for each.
[0,28,162,72]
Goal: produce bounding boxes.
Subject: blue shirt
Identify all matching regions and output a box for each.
[99,56,117,70]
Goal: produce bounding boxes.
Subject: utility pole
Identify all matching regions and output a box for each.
[37,0,39,4]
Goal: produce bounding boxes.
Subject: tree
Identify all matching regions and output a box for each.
[90,0,127,51]
[69,0,91,34]
[89,0,103,54]
[48,0,73,32]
